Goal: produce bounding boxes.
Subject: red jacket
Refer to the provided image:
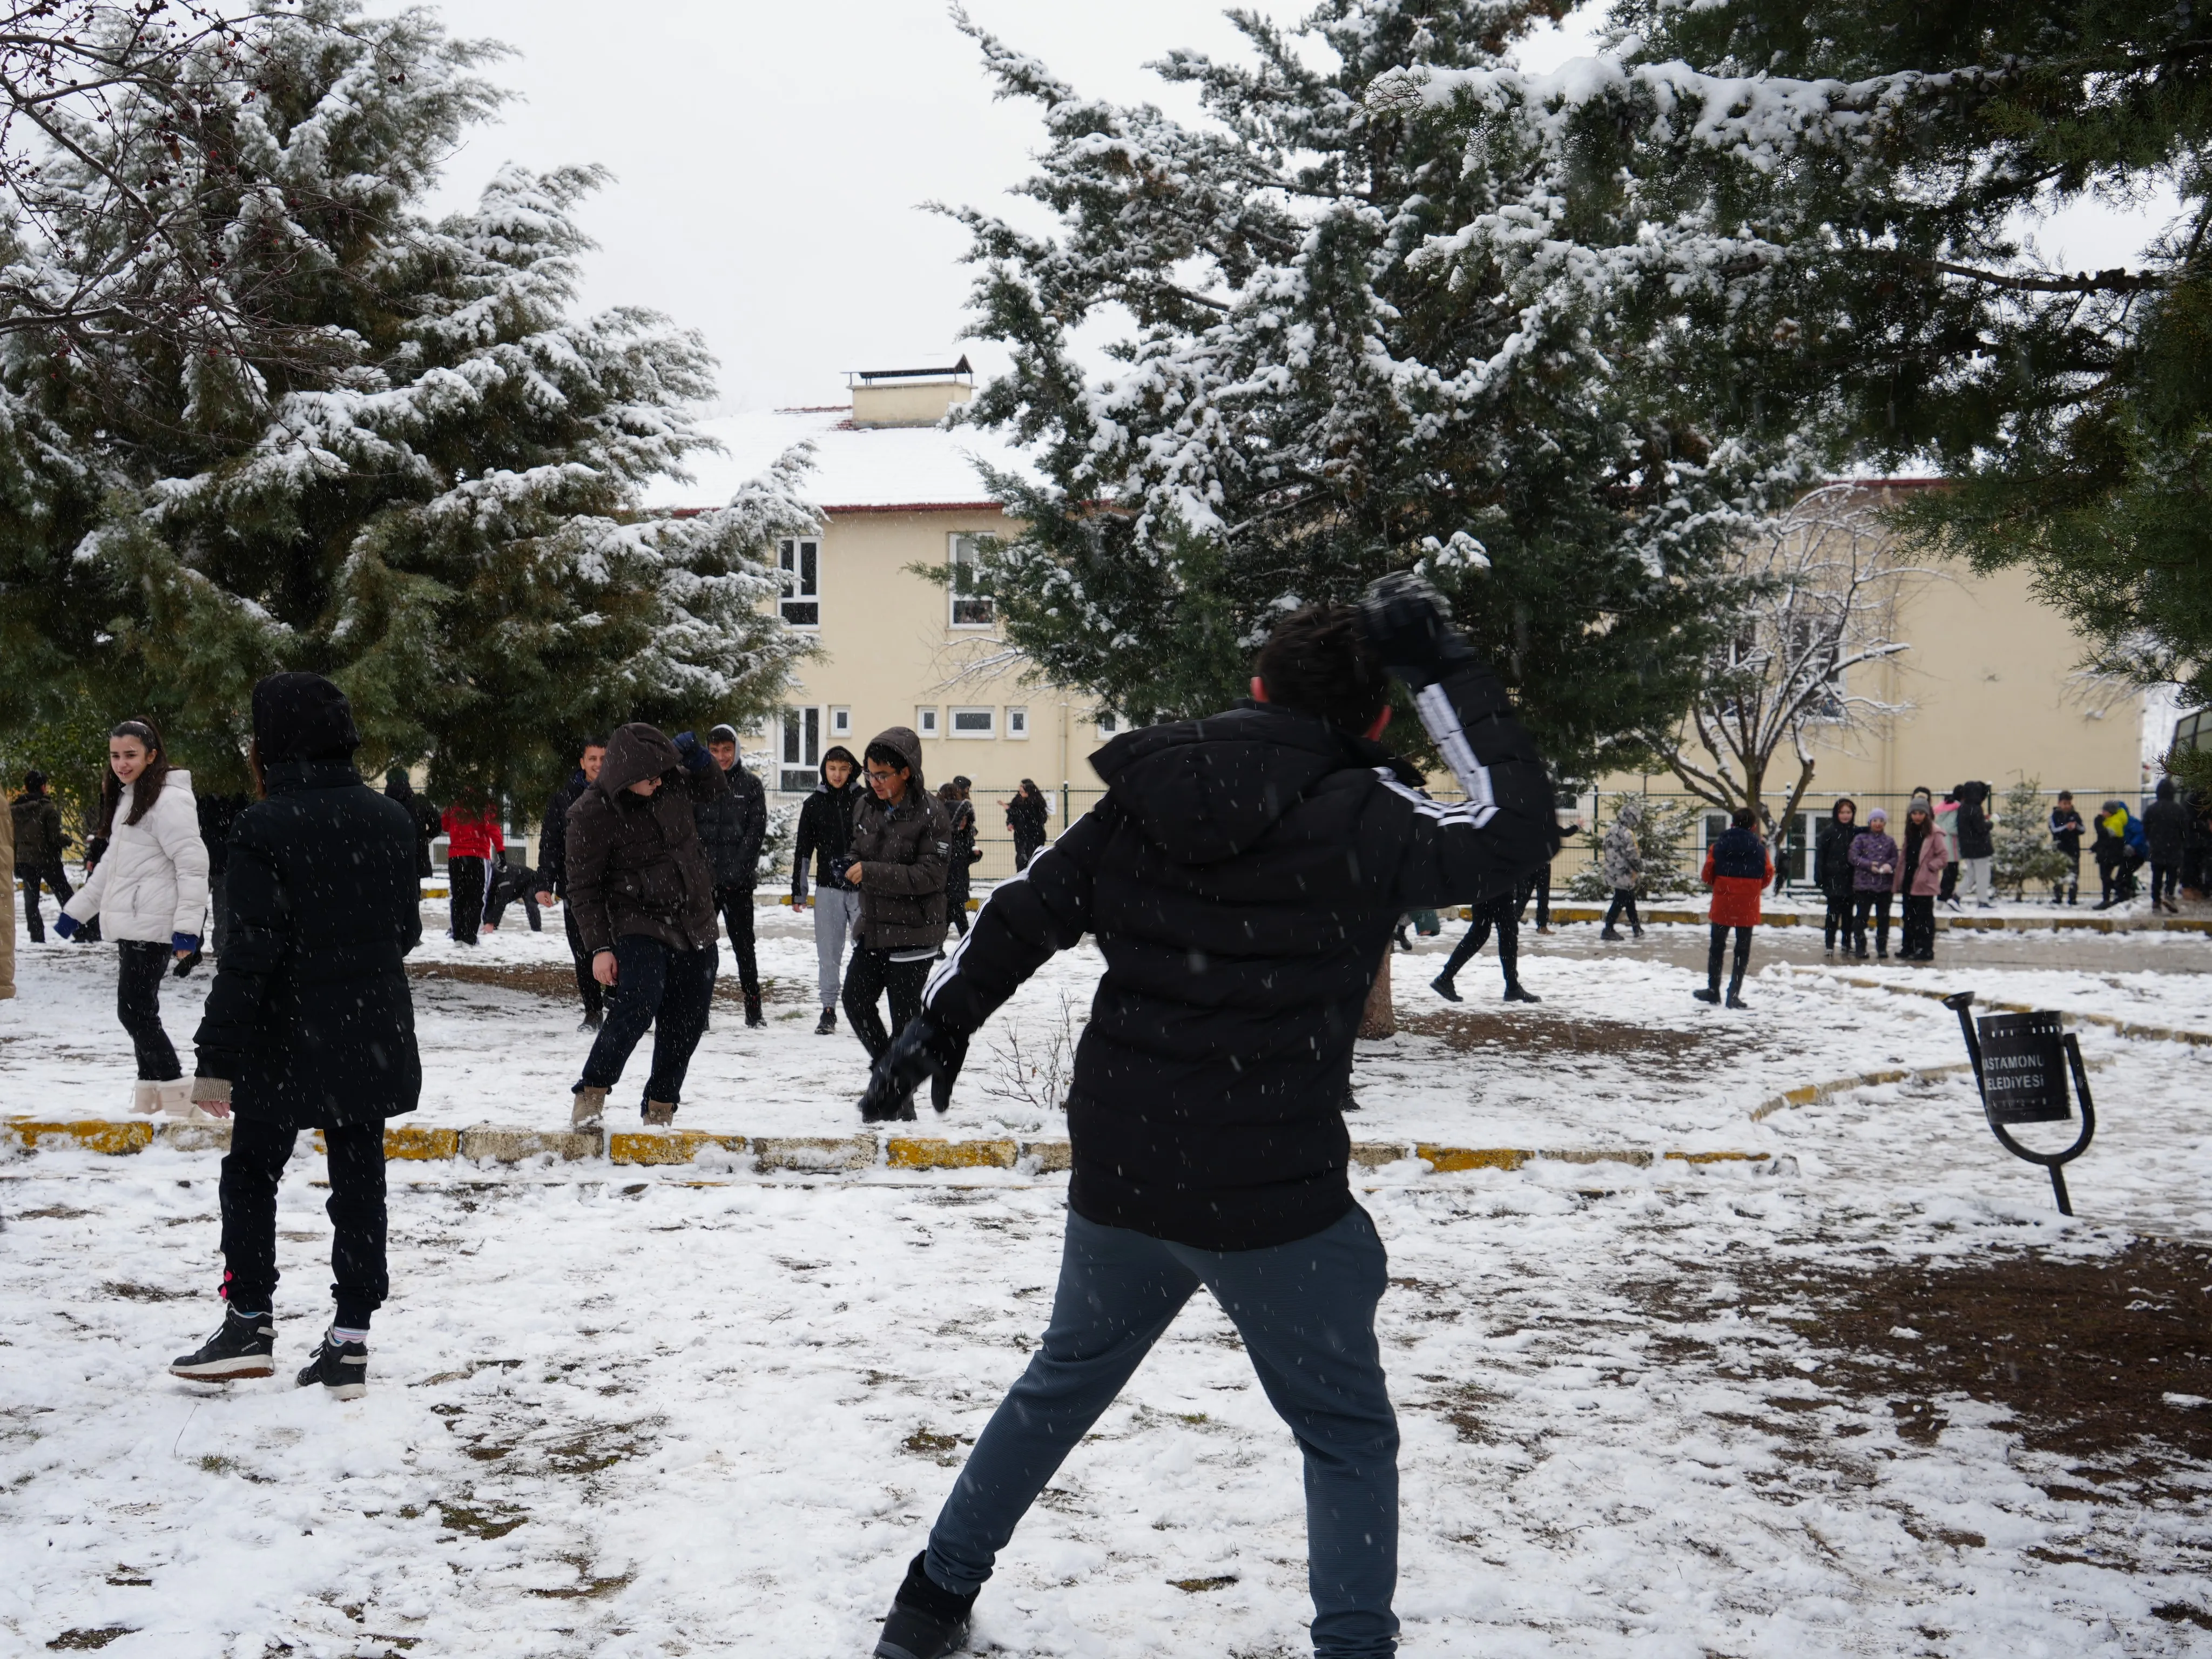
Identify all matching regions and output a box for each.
[1701,834,1773,928]
[441,804,504,861]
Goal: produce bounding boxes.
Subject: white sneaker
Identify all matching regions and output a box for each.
[156,1079,206,1120]
[130,1081,161,1115]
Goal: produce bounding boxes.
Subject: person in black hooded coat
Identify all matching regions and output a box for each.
[170,672,422,1399]
[1812,798,1860,952]
[857,583,1559,1659]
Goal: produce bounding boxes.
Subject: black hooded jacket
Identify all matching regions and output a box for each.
[695,758,768,889]
[194,674,422,1128]
[2144,778,2190,863]
[1952,780,1994,859]
[1812,804,1862,901]
[791,745,866,900]
[920,691,1556,1251]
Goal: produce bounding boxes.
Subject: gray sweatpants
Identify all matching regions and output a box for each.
[812,887,859,1010]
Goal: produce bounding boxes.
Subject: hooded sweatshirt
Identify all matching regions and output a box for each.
[1600,802,1643,889]
[791,745,866,900]
[562,722,726,956]
[918,692,1558,1251]
[849,725,952,953]
[2144,777,2190,863]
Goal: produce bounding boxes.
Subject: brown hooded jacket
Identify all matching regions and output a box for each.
[564,723,727,956]
[852,725,951,952]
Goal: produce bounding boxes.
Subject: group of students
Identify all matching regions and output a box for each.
[2053,783,2198,913]
[1810,791,1957,962]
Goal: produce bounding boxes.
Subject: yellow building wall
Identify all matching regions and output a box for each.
[774,508,1108,801]
[1599,556,2143,806]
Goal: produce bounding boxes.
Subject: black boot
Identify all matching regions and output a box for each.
[875,1552,977,1659]
[814,1007,838,1035]
[295,1330,369,1399]
[1725,973,1749,1010]
[1692,984,1720,1004]
[745,995,765,1028]
[1502,981,1541,1003]
[1429,974,1462,1003]
[1599,927,1622,941]
[170,1307,276,1380]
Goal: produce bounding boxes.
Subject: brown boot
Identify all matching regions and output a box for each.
[571,1085,608,1129]
[642,1100,676,1127]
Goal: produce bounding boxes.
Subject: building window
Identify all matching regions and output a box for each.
[780,706,822,793]
[948,533,994,628]
[916,706,940,737]
[778,536,820,628]
[830,706,851,739]
[1096,711,1119,739]
[949,706,995,739]
[1005,706,1029,739]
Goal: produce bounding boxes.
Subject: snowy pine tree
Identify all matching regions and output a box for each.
[1994,778,2068,901]
[0,1,813,794]
[945,2,1807,777]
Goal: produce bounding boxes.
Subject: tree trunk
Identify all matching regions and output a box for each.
[1358,945,1396,1040]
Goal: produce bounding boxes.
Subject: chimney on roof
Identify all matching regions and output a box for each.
[846,356,975,429]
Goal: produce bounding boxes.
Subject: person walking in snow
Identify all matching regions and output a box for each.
[790,744,867,1034]
[1430,876,1540,1003]
[695,724,769,1026]
[535,737,608,1030]
[1894,797,1950,961]
[1813,798,1860,954]
[1598,798,1644,940]
[166,673,422,1398]
[563,725,728,1129]
[52,719,208,1116]
[2143,777,2189,914]
[11,769,75,943]
[940,777,979,937]
[1004,779,1050,871]
[440,790,502,946]
[845,727,953,1086]
[1695,806,1771,1008]
[2048,790,2085,906]
[854,579,1557,1659]
[1845,806,1897,959]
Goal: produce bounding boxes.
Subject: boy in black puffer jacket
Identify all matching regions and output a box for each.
[858,579,1557,1659]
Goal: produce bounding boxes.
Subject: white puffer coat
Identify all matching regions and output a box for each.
[63,769,210,946]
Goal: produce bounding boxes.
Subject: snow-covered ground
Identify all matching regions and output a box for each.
[4,901,2210,1656]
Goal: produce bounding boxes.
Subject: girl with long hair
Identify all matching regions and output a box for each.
[53,718,210,1114]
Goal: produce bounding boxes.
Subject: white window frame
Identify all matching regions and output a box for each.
[916,706,940,738]
[778,536,821,629]
[948,532,994,629]
[779,705,824,793]
[1096,711,1120,740]
[830,706,852,739]
[948,706,996,740]
[1004,706,1029,740]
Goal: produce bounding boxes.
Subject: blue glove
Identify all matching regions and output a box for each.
[52,913,78,939]
[672,730,712,772]
[172,933,200,954]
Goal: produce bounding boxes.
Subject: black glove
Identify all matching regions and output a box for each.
[1359,572,1475,689]
[858,1016,969,1122]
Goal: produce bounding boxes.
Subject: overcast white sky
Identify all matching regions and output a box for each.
[419,1,2169,417]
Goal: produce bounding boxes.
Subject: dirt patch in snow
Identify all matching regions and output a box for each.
[1396,1007,1748,1070]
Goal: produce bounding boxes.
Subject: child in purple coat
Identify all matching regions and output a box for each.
[1846,806,1899,959]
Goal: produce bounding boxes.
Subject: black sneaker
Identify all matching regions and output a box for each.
[1502,982,1542,1003]
[578,1012,603,1034]
[1725,990,1749,1010]
[1429,975,1462,1003]
[1692,987,1720,1004]
[171,1307,276,1380]
[296,1331,368,1399]
[815,1008,838,1035]
[875,1552,977,1659]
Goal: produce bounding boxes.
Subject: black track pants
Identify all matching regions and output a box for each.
[716,886,761,1002]
[220,1116,388,1329]
[1706,923,1752,992]
[843,946,933,1062]
[117,940,181,1081]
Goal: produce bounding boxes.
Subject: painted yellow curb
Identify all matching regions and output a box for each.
[10,1118,157,1155]
[753,1135,875,1171]
[1415,1144,1527,1173]
[886,1137,1017,1170]
[610,1130,746,1166]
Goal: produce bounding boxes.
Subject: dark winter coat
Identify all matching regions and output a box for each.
[2143,779,2190,863]
[921,683,1559,1252]
[1701,828,1772,927]
[790,746,866,900]
[192,760,423,1128]
[1006,788,1050,848]
[382,773,439,880]
[10,791,65,869]
[538,770,589,896]
[1812,809,1860,901]
[695,759,768,890]
[564,724,727,956]
[944,797,977,907]
[851,726,952,952]
[1952,781,1993,859]
[1849,827,1899,892]
[2048,804,2085,856]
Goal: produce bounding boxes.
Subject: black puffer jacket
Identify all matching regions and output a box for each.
[851,726,950,952]
[1813,807,1861,902]
[193,759,423,1128]
[564,724,727,956]
[921,685,1556,1251]
[695,759,768,889]
[2144,778,2190,862]
[539,769,589,897]
[1953,780,1994,859]
[791,745,865,900]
